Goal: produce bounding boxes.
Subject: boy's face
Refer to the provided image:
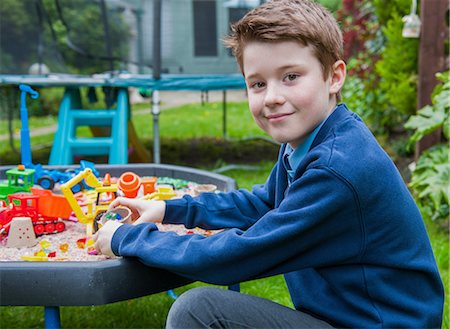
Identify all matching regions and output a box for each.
[243,41,343,149]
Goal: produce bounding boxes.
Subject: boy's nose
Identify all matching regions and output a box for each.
[264,84,285,107]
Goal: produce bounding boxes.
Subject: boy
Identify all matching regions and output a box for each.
[94,0,444,328]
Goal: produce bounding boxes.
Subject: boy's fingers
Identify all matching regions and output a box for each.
[108,197,128,210]
[93,240,100,252]
[108,199,119,210]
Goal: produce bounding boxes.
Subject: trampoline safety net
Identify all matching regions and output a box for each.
[0,0,264,76]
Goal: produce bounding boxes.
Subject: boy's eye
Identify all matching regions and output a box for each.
[284,73,299,82]
[251,81,266,89]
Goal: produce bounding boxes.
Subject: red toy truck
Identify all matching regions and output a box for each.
[0,188,72,237]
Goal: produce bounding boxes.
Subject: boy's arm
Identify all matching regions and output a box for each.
[111,167,362,285]
[162,164,279,230]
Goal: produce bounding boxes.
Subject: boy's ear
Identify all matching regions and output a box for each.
[329,60,346,95]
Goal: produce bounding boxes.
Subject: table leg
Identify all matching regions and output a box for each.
[44,306,61,329]
[228,284,240,292]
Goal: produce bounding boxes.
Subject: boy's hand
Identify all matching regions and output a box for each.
[108,197,166,225]
[93,220,123,257]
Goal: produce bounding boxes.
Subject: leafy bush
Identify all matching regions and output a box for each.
[406,71,450,222]
[341,0,418,137]
[338,1,390,136]
[318,0,342,12]
[375,13,419,118]
[372,0,418,133]
[405,72,450,147]
[409,145,449,222]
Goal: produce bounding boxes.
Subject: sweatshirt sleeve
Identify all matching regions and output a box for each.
[111,167,363,285]
[161,164,278,230]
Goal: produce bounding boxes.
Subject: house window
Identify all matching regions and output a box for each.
[228,7,249,25]
[227,7,250,56]
[193,0,217,57]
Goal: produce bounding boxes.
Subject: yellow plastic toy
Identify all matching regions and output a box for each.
[21,255,49,262]
[61,168,118,235]
[142,185,176,201]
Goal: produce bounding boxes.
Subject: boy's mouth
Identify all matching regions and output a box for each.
[266,112,293,122]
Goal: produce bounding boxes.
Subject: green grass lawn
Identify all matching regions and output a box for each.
[0,101,269,162]
[0,100,448,328]
[133,101,266,140]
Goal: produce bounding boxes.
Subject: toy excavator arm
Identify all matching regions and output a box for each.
[60,168,101,224]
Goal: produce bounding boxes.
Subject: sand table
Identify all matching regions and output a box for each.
[0,221,215,262]
[0,220,109,261]
[0,183,217,262]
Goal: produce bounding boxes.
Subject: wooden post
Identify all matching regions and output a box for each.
[416,0,449,157]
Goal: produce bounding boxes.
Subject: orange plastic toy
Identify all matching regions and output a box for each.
[141,176,157,195]
[118,172,141,198]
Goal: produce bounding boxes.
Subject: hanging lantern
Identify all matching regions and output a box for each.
[402,0,421,38]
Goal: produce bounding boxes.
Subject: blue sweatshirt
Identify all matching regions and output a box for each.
[112,104,444,328]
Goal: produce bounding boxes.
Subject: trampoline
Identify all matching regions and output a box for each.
[1,0,254,165]
[0,73,246,90]
[0,73,246,164]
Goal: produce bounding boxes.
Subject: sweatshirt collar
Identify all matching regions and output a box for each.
[283,113,329,182]
[311,103,350,149]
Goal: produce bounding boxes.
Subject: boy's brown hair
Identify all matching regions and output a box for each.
[224,0,344,81]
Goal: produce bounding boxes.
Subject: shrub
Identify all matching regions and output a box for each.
[409,145,449,222]
[375,12,419,118]
[406,71,450,223]
[341,0,419,138]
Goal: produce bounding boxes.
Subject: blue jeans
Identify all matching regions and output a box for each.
[166,287,335,329]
